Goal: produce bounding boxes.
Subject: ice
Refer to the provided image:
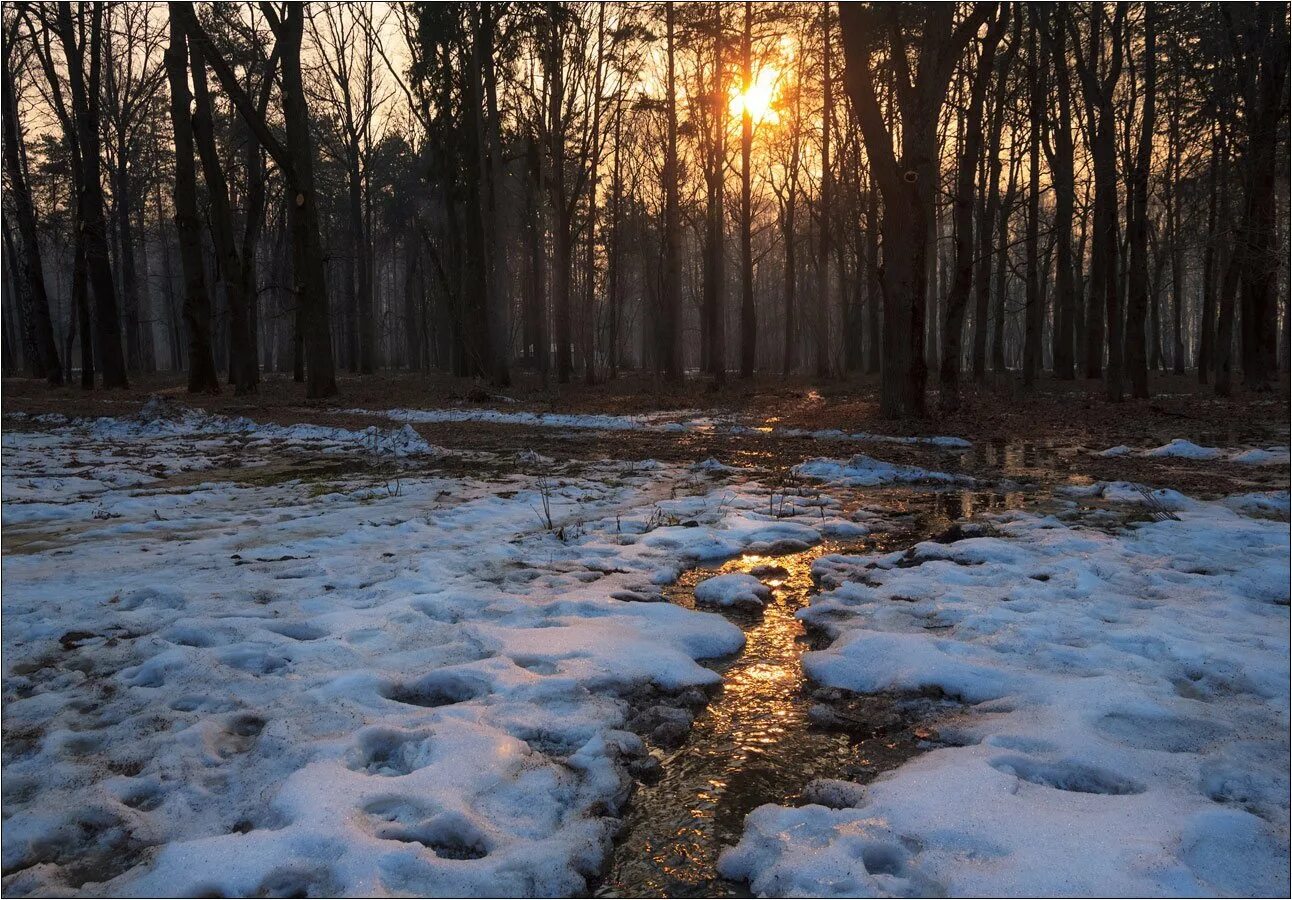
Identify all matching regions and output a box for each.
[720,494,1290,897]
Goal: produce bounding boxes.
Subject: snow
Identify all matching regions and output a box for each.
[352,406,972,449]
[719,493,1290,897]
[693,573,773,610]
[1,412,868,896]
[792,454,969,487]
[1096,438,1291,467]
[7,406,1287,897]
[1142,438,1226,460]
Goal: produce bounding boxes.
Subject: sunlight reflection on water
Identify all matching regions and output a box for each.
[598,487,1029,897]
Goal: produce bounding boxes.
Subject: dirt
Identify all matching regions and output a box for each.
[4,370,1288,496]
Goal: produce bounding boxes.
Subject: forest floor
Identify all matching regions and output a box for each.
[4,369,1289,497]
[1,372,1288,896]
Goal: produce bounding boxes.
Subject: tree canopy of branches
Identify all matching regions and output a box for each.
[1,1,1287,412]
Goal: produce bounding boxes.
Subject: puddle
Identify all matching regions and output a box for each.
[598,488,1026,897]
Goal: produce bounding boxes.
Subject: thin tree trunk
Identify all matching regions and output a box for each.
[942,11,1006,409]
[739,0,755,378]
[1124,4,1155,399]
[1022,20,1043,388]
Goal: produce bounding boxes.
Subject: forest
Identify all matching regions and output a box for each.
[2,2,1287,414]
[2,4,1290,900]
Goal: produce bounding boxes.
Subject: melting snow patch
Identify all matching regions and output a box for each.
[352,406,971,449]
[720,495,1290,897]
[1,420,872,896]
[694,573,773,610]
[1095,438,1291,467]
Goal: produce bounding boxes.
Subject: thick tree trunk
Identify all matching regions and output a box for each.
[477,9,509,386]
[1041,10,1076,379]
[545,11,572,384]
[164,8,219,393]
[840,4,989,417]
[190,42,257,394]
[57,3,128,388]
[1214,235,1241,396]
[1,59,62,384]
[114,160,143,373]
[865,182,881,374]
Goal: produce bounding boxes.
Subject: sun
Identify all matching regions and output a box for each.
[729,67,780,124]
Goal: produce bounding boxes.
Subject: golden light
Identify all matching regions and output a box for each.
[729,67,780,124]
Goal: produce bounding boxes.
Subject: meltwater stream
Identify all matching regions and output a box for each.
[598,489,1024,897]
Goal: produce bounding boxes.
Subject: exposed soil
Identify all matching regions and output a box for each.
[4,370,1288,496]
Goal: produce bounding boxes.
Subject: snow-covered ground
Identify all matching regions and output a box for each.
[720,489,1291,897]
[1098,438,1291,466]
[1,411,871,896]
[4,411,1288,898]
[350,406,973,449]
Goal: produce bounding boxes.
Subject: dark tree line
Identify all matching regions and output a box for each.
[2,2,1287,415]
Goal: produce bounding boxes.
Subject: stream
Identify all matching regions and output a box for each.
[597,487,1025,897]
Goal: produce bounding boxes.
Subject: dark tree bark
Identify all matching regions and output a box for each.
[163,6,219,393]
[475,6,508,386]
[992,154,1020,374]
[739,0,755,378]
[1,42,62,384]
[189,40,257,394]
[1225,3,1289,392]
[1039,8,1076,380]
[56,2,128,388]
[840,2,991,417]
[1124,4,1156,399]
[1069,1,1126,396]
[864,177,881,374]
[544,6,573,383]
[972,14,1017,383]
[816,0,832,379]
[1198,125,1222,382]
[660,1,682,382]
[702,2,727,386]
[941,8,1006,410]
[178,2,337,398]
[1022,17,1043,388]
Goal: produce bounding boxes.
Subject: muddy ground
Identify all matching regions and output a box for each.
[4,370,1288,497]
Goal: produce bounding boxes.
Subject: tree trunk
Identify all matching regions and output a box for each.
[661,2,682,382]
[816,1,832,379]
[164,7,219,393]
[57,3,128,388]
[1023,23,1042,389]
[942,11,1006,409]
[190,41,257,394]
[1040,9,1075,379]
[739,0,755,378]
[1124,4,1155,399]
[1,56,62,384]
